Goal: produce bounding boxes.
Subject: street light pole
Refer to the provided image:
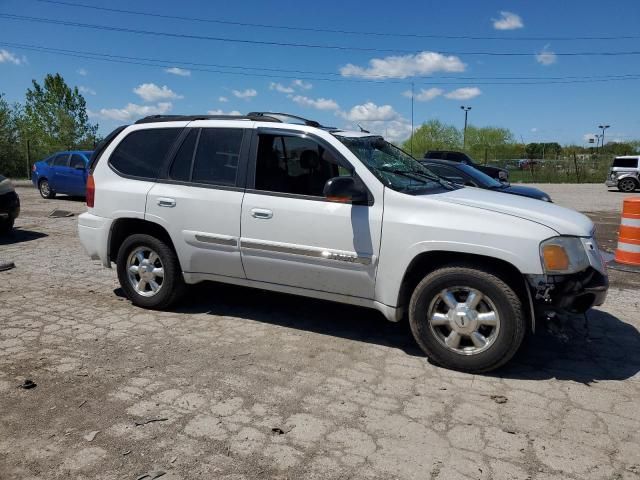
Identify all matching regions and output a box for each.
[461,106,471,150]
[598,124,610,153]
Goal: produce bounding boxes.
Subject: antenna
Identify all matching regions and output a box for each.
[357,124,370,133]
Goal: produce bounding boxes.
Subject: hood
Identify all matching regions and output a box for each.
[432,186,593,236]
[500,184,550,200]
[0,177,15,196]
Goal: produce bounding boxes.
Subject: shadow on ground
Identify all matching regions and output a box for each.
[116,281,640,383]
[0,228,48,245]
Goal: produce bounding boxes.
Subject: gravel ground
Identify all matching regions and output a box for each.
[1,186,639,480]
[525,183,638,212]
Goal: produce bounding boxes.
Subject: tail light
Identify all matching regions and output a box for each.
[31,165,36,172]
[86,174,95,208]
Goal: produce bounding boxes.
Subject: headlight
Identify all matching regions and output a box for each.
[540,236,590,274]
[540,195,552,202]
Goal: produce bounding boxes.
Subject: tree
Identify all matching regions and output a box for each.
[403,119,462,157]
[20,73,98,162]
[463,125,517,163]
[0,94,24,177]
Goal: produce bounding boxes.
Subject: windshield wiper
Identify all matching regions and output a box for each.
[378,167,428,184]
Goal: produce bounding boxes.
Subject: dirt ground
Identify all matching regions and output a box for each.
[1,185,639,480]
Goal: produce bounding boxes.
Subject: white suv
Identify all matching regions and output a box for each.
[78,112,608,372]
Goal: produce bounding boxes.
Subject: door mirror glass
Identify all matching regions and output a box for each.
[323,176,368,204]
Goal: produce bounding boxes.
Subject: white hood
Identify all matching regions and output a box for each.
[434,186,594,237]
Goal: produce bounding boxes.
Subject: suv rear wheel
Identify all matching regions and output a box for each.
[116,234,186,309]
[409,265,525,373]
[618,177,638,192]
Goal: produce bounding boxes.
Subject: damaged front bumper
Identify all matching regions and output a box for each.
[526,267,608,318]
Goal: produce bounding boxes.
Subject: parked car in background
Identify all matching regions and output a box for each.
[78,112,607,373]
[0,174,20,234]
[424,150,509,182]
[605,155,639,192]
[31,150,93,198]
[421,159,552,202]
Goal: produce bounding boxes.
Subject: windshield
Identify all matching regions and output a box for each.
[335,135,447,194]
[457,163,503,188]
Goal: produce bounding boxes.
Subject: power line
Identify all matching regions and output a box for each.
[4,40,640,82]
[30,0,640,42]
[3,41,640,86]
[2,13,640,57]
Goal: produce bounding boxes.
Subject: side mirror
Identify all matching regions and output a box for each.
[323,176,368,204]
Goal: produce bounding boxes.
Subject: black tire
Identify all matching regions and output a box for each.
[38,179,56,199]
[116,233,186,309]
[618,177,638,193]
[0,218,14,235]
[409,264,526,373]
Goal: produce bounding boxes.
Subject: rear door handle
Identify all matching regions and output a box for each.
[158,197,176,208]
[251,208,273,219]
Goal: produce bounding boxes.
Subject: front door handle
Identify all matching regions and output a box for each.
[158,197,176,208]
[251,208,273,219]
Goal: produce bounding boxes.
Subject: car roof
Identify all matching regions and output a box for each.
[614,155,640,159]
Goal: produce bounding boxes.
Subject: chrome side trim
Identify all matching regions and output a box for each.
[195,233,238,247]
[240,239,372,265]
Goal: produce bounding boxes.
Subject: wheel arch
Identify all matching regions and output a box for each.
[397,250,534,331]
[108,218,180,267]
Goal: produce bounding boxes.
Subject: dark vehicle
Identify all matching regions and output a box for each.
[424,150,509,182]
[31,150,93,199]
[0,175,20,234]
[422,159,552,202]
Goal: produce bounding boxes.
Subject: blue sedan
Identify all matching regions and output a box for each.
[31,150,93,199]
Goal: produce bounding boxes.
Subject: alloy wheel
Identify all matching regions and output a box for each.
[126,246,165,297]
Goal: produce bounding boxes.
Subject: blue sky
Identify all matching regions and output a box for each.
[1,0,639,144]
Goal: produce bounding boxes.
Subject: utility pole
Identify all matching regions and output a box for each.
[598,124,610,153]
[460,106,471,150]
[410,82,414,156]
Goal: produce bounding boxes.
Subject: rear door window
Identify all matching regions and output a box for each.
[191,128,244,186]
[612,158,639,168]
[53,153,70,167]
[169,129,199,181]
[109,128,182,179]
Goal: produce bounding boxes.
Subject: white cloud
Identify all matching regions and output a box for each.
[289,95,339,111]
[78,86,96,96]
[207,109,242,116]
[531,127,538,133]
[218,96,229,102]
[402,87,444,102]
[269,82,294,94]
[492,11,524,30]
[134,83,183,102]
[292,79,313,90]
[92,102,173,122]
[536,45,557,65]
[340,51,465,79]
[77,67,88,76]
[232,88,257,99]
[165,67,191,77]
[444,87,482,100]
[0,49,24,65]
[339,102,400,122]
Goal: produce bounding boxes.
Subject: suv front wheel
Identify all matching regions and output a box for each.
[409,265,526,373]
[116,234,186,309]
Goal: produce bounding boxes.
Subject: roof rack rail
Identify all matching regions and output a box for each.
[134,114,282,124]
[247,112,322,128]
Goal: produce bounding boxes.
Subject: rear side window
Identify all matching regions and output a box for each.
[613,158,638,168]
[109,128,181,179]
[191,128,244,186]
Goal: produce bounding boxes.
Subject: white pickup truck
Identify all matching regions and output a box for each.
[78,112,608,372]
